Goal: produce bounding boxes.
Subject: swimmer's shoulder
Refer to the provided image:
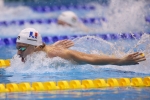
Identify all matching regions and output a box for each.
[46,46,67,58]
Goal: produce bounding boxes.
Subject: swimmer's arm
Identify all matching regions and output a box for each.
[52,40,74,48]
[62,50,146,66]
[47,48,146,66]
[34,40,74,52]
[115,52,146,65]
[65,50,121,65]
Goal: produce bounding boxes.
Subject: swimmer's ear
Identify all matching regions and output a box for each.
[34,46,40,52]
[34,45,43,52]
[34,43,46,52]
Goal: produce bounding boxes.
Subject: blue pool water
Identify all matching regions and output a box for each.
[1,0,150,100]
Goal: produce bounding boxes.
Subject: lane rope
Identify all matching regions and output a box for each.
[0,59,10,68]
[0,32,144,46]
[0,17,105,27]
[0,59,150,92]
[31,5,95,13]
[0,76,149,93]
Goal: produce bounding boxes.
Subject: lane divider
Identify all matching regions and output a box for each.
[0,59,10,68]
[0,17,105,27]
[31,5,95,13]
[0,15,149,27]
[0,77,150,93]
[1,59,150,92]
[0,32,144,46]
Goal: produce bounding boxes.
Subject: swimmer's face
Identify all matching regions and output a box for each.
[16,42,35,62]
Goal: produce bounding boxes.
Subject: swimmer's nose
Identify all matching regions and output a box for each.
[17,50,22,55]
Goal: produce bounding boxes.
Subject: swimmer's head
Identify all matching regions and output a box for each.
[57,11,89,32]
[57,11,79,27]
[16,28,42,46]
[16,28,43,62]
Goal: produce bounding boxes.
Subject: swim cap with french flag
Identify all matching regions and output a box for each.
[16,28,42,46]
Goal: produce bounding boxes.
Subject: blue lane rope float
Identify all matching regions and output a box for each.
[0,32,144,46]
[31,5,95,13]
[145,15,150,23]
[0,15,149,26]
[0,17,106,27]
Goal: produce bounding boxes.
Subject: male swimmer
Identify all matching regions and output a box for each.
[16,28,146,65]
[57,11,89,32]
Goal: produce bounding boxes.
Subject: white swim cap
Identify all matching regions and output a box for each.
[58,11,79,26]
[16,28,43,46]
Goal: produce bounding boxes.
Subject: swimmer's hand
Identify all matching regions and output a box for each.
[52,39,74,48]
[117,52,146,66]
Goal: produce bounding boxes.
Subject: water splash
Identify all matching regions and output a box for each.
[5,34,150,74]
[6,52,73,74]
[88,0,150,33]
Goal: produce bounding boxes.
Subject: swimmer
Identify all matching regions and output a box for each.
[57,11,89,32]
[16,28,146,65]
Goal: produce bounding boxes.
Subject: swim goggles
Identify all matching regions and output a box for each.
[17,46,29,52]
[18,47,27,51]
